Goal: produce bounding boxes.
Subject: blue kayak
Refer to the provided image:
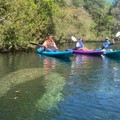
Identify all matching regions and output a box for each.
[37,48,73,59]
[103,50,120,59]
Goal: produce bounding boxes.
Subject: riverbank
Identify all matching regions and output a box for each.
[0,46,34,53]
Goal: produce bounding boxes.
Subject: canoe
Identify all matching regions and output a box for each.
[73,50,103,56]
[37,48,73,59]
[103,50,120,59]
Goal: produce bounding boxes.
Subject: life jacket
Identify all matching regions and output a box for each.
[42,38,56,49]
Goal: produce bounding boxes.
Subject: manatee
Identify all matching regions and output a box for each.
[0,68,45,97]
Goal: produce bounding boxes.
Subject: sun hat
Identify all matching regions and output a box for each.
[106,37,109,40]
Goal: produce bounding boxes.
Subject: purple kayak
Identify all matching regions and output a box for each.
[73,50,103,56]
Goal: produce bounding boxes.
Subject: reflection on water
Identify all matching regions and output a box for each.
[38,55,57,73]
[73,54,102,68]
[69,54,103,92]
[38,54,72,78]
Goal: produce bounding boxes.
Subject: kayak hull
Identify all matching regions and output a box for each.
[73,50,103,56]
[103,50,120,59]
[37,48,73,59]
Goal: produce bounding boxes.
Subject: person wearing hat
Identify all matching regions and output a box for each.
[75,38,90,51]
[101,37,115,51]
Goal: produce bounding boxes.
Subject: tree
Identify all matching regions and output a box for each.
[83,0,112,37]
[0,0,58,51]
[109,0,120,20]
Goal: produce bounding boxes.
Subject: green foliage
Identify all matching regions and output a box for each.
[0,0,120,52]
[110,0,120,20]
[83,0,114,37]
[54,0,66,7]
[72,0,84,7]
[53,7,95,40]
[0,0,58,51]
[36,0,58,35]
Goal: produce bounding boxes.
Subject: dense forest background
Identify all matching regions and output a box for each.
[0,0,120,52]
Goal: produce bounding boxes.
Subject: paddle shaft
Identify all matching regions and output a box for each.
[30,42,42,46]
[30,42,46,50]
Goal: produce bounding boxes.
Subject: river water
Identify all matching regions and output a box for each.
[0,42,120,120]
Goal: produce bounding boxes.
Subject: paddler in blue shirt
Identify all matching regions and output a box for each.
[102,37,115,51]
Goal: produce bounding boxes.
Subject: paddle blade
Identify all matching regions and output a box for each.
[71,36,77,42]
[116,32,120,37]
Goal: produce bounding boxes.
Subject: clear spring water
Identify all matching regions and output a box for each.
[0,42,120,120]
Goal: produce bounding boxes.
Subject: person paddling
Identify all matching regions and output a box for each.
[75,38,90,51]
[42,36,58,51]
[101,37,115,51]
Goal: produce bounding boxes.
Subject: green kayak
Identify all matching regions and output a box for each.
[103,50,120,59]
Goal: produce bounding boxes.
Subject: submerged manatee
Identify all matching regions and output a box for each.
[0,68,45,97]
[0,70,66,120]
[35,73,66,111]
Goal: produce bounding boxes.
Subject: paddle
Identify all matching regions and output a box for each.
[116,31,120,37]
[71,36,77,42]
[70,36,78,50]
[30,42,43,47]
[30,42,46,51]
